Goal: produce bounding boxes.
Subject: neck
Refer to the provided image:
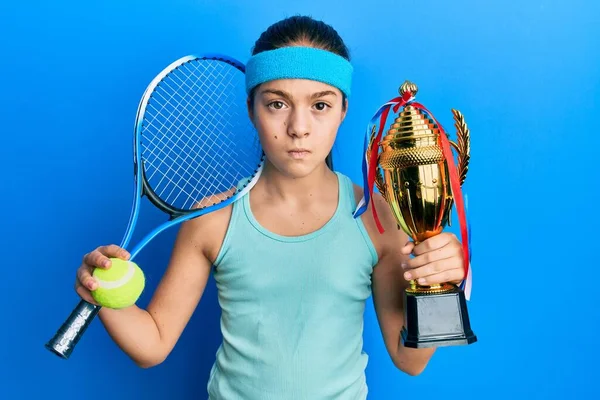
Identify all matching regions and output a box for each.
[258,161,336,202]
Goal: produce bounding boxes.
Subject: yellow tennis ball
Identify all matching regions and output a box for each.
[91,258,145,309]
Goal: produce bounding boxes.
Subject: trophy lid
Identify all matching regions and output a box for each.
[399,80,418,98]
[380,81,441,146]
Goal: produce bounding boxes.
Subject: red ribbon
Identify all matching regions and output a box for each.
[409,101,470,278]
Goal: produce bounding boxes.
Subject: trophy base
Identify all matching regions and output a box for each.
[401,284,477,348]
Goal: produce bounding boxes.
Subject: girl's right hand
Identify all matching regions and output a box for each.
[74,245,131,304]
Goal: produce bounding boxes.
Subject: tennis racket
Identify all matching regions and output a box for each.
[45,54,265,360]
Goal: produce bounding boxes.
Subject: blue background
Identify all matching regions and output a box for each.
[2,0,598,398]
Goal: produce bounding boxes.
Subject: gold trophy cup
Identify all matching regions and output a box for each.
[368,81,477,348]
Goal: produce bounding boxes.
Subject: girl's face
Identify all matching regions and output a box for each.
[248,78,347,178]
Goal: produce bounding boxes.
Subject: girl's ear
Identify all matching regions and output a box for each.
[341,98,349,122]
[247,97,255,123]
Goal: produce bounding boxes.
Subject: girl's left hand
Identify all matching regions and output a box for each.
[400,232,465,286]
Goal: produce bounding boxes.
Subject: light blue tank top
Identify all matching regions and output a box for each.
[207,172,378,400]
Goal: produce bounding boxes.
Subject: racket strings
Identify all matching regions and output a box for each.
[166,62,257,191]
[161,63,259,206]
[142,83,206,203]
[139,58,263,212]
[144,74,213,203]
[144,61,248,169]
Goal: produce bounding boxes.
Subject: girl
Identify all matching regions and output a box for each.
[75,15,466,400]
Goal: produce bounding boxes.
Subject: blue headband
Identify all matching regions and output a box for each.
[245,46,353,97]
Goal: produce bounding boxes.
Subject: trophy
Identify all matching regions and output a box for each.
[366,80,477,348]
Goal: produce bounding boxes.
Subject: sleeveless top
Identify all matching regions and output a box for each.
[207,172,378,400]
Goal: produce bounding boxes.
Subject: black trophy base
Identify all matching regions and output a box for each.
[401,284,477,348]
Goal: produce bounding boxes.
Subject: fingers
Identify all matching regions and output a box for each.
[74,280,99,305]
[77,264,97,291]
[400,241,415,255]
[399,233,458,256]
[403,260,464,285]
[411,233,454,256]
[74,244,129,304]
[83,245,130,270]
[404,244,458,270]
[96,244,130,261]
[407,266,464,286]
[399,233,464,285]
[75,266,99,305]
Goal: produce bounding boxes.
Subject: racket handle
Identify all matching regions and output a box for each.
[45,300,101,359]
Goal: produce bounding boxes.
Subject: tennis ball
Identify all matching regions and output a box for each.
[91,258,145,309]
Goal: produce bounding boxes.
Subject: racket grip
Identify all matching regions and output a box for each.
[45,300,101,359]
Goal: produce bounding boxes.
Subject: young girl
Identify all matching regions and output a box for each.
[74,15,466,400]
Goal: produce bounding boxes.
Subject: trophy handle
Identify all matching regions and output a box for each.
[449,109,471,186]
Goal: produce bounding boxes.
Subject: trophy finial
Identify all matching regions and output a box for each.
[399,80,418,97]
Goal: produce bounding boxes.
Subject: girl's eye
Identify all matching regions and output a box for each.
[314,102,330,111]
[268,101,285,110]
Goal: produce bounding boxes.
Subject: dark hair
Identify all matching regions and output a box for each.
[249,15,351,170]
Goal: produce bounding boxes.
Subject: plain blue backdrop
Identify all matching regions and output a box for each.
[1,0,598,398]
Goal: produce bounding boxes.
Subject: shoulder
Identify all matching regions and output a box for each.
[177,192,236,265]
[349,181,409,260]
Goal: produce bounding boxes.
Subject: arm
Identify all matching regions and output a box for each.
[366,194,434,376]
[81,205,231,368]
[97,217,210,367]
[361,192,465,376]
